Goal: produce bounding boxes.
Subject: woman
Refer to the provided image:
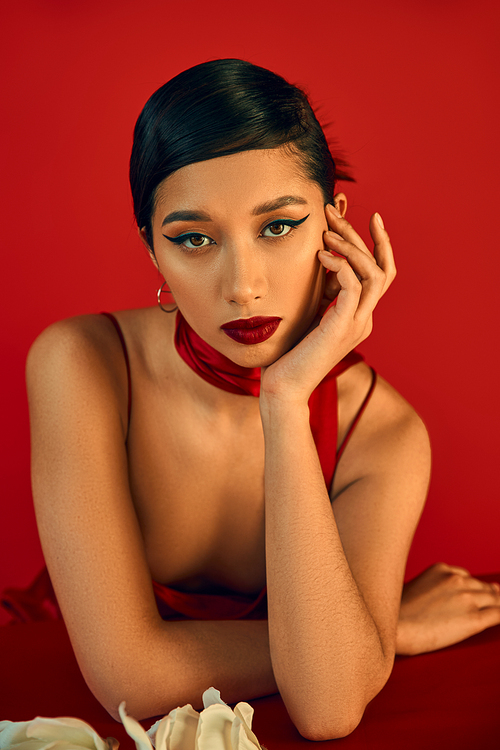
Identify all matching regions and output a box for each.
[18,59,500,739]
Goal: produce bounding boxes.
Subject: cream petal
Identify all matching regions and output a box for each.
[0,720,31,748]
[26,718,108,750]
[118,705,152,750]
[145,720,160,749]
[201,691,227,710]
[0,718,111,750]
[195,705,234,750]
[232,706,254,733]
[230,714,261,750]
[146,716,170,750]
[0,740,49,750]
[166,706,199,750]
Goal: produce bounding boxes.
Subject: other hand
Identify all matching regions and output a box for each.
[397,562,500,655]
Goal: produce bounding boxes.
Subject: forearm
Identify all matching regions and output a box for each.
[260,396,391,738]
[94,618,277,721]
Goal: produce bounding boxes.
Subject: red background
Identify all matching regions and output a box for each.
[1,0,499,623]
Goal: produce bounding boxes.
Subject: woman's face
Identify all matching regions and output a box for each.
[148,148,334,368]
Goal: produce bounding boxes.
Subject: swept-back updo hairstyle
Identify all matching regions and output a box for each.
[130,58,353,250]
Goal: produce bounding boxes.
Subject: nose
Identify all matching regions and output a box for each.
[221,243,267,306]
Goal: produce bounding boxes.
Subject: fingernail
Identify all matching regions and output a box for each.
[326,230,344,241]
[376,212,384,229]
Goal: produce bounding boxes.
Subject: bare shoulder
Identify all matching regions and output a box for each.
[27,313,127,380]
[26,312,139,434]
[334,361,431,499]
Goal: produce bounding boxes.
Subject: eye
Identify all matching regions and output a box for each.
[163,233,214,251]
[262,221,294,238]
[261,214,310,239]
[182,234,211,249]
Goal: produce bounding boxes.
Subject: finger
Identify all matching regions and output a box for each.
[472,606,500,631]
[323,233,385,319]
[461,589,500,610]
[326,204,375,260]
[443,564,472,577]
[369,213,396,297]
[323,232,380,281]
[438,562,471,576]
[318,250,362,319]
[322,274,341,306]
[324,233,364,283]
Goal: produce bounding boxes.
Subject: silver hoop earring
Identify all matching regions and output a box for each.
[157,281,178,313]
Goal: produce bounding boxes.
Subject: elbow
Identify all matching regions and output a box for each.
[289,692,368,741]
[296,708,364,741]
[80,659,159,723]
[95,685,155,724]
[95,679,163,724]
[291,662,393,741]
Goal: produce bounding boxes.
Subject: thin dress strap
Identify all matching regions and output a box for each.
[336,367,377,464]
[100,312,132,431]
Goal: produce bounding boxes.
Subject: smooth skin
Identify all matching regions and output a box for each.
[27,148,500,740]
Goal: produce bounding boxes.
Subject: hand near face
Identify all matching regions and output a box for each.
[260,203,396,403]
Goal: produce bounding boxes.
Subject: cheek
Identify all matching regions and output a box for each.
[158,256,215,302]
[276,236,325,304]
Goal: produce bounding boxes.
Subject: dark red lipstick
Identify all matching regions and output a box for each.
[220,316,282,345]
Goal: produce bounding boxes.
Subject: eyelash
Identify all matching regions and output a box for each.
[163,214,310,253]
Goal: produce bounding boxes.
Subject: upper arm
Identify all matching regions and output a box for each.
[330,370,431,660]
[26,316,160,711]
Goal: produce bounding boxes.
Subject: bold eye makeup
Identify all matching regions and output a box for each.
[163,214,310,253]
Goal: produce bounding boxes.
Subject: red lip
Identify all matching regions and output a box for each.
[221,316,281,330]
[220,316,282,345]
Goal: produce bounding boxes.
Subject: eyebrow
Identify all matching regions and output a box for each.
[161,195,308,227]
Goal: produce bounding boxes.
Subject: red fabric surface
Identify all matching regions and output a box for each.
[152,577,268,621]
[1,575,499,749]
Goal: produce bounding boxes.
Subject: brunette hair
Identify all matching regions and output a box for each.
[130,58,353,249]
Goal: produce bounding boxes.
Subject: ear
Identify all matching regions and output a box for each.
[332,192,348,218]
[138,226,159,269]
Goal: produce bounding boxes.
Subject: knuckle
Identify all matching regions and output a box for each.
[457,590,476,608]
[448,572,465,588]
[433,562,452,573]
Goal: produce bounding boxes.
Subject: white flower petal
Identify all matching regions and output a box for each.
[166,706,199,750]
[0,720,31,749]
[0,740,49,750]
[195,705,234,750]
[231,706,254,733]
[201,691,228,711]
[230,712,261,750]
[0,717,112,750]
[26,718,108,750]
[146,716,170,750]
[118,704,152,750]
[145,719,160,748]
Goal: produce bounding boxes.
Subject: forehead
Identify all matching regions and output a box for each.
[153,148,321,218]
